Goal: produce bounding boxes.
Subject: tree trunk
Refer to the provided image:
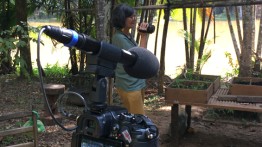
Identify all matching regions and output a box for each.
[226,7,241,63]
[15,0,33,78]
[196,8,213,73]
[0,0,13,74]
[239,5,255,77]
[196,8,206,72]
[254,7,262,72]
[1,0,12,31]
[235,6,243,52]
[188,8,197,70]
[95,1,106,43]
[78,0,85,72]
[64,0,78,75]
[158,8,170,94]
[95,0,112,104]
[183,7,189,66]
[154,0,164,55]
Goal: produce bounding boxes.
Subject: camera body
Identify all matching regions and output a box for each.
[71,106,159,147]
[68,54,159,147]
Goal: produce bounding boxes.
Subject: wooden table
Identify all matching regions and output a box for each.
[167,88,262,146]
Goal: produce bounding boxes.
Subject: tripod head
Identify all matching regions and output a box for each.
[85,53,116,113]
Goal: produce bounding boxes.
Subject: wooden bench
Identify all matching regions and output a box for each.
[0,111,38,147]
[166,88,262,147]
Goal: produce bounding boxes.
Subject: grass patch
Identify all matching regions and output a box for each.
[33,62,70,78]
[205,108,260,123]
[144,94,165,111]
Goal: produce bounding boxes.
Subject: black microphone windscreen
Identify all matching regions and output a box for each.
[123,47,159,79]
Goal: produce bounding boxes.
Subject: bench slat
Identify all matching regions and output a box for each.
[0,126,33,136]
[0,111,32,121]
[6,142,34,147]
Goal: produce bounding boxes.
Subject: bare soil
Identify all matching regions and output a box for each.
[1,75,262,147]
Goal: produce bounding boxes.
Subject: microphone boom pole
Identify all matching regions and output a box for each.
[43,25,159,79]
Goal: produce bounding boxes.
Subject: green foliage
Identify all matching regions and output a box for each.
[158,0,203,22]
[144,95,163,110]
[116,0,136,6]
[28,25,42,43]
[0,0,16,31]
[196,40,213,73]
[0,22,40,75]
[205,109,234,119]
[224,51,239,79]
[0,118,34,146]
[1,136,14,146]
[177,73,216,83]
[0,0,43,31]
[170,8,202,22]
[197,48,212,73]
[206,109,259,122]
[1,134,34,146]
[0,33,16,49]
[33,62,70,78]
[179,30,213,73]
[170,80,210,90]
[0,26,24,73]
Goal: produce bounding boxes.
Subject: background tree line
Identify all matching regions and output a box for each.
[0,0,140,78]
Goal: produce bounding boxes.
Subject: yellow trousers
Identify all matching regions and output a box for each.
[116,88,145,115]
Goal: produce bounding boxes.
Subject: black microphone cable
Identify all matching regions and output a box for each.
[37,27,86,131]
[57,91,88,121]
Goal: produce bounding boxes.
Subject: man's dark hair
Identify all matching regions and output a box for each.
[111,4,135,29]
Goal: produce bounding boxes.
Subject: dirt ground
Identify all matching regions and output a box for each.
[147,106,262,147]
[1,75,262,147]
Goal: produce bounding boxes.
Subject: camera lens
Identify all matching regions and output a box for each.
[147,25,155,34]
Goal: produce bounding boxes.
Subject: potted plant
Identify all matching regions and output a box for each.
[165,79,214,104]
[176,73,221,92]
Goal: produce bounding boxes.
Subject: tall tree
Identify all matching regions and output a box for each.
[15,0,33,78]
[95,0,112,104]
[226,6,241,63]
[95,0,111,41]
[0,0,16,74]
[254,7,262,72]
[64,0,78,75]
[158,6,170,94]
[0,0,42,76]
[239,5,255,77]
[226,3,257,77]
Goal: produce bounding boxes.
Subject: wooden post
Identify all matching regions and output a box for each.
[0,111,38,147]
[41,84,65,125]
[32,112,38,147]
[185,105,192,129]
[171,104,179,147]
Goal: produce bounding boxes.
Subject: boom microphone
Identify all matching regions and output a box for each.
[43,26,159,79]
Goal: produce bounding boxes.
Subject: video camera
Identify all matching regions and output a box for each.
[37,26,160,147]
[138,23,155,34]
